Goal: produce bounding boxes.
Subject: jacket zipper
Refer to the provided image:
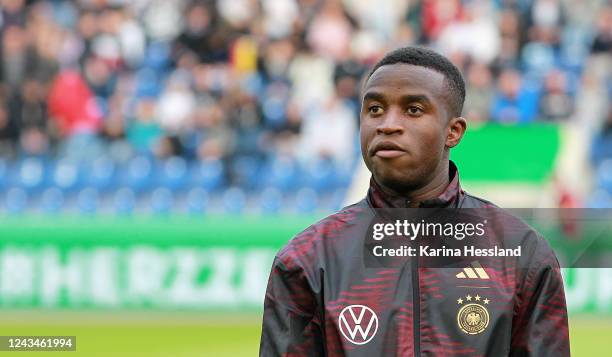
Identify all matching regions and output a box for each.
[412,248,420,356]
[410,202,420,357]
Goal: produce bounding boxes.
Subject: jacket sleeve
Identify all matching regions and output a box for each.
[510,239,570,356]
[259,255,324,357]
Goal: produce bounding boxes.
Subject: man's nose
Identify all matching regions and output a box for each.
[376,109,404,135]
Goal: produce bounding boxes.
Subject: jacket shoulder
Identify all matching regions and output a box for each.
[272,200,368,292]
[461,191,499,208]
[277,200,366,257]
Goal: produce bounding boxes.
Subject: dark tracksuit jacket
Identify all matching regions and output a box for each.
[260,162,570,356]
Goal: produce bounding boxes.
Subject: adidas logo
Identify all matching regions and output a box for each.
[456,261,490,279]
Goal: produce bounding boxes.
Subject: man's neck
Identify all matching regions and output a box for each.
[377,163,450,207]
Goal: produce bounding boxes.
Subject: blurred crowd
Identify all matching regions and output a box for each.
[0,0,609,212]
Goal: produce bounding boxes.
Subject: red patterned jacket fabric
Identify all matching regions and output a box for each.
[260,162,570,356]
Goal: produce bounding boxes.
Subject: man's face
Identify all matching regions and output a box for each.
[360,63,452,194]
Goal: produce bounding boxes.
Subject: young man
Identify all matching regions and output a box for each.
[260,47,570,356]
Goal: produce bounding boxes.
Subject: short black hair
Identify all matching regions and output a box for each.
[366,46,465,118]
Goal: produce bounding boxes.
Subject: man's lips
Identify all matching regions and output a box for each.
[371,141,406,158]
[374,149,405,158]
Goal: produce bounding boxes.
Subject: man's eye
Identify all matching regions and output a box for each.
[407,106,423,116]
[369,106,383,115]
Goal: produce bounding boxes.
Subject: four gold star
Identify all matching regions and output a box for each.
[457,295,490,304]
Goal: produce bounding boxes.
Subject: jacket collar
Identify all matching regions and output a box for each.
[367,161,463,208]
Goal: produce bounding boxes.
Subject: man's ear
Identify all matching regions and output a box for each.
[446,117,467,148]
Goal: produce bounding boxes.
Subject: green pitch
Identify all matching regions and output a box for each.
[0,313,608,356]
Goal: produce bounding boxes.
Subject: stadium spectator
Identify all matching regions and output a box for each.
[437,0,500,64]
[126,97,161,155]
[591,6,611,55]
[174,3,224,64]
[47,70,102,137]
[491,7,521,70]
[463,61,494,123]
[0,0,607,211]
[298,94,357,164]
[191,101,234,161]
[539,69,575,121]
[591,108,612,168]
[17,80,49,146]
[420,0,463,42]
[306,0,354,61]
[0,93,17,157]
[343,0,409,41]
[156,70,196,134]
[526,0,565,45]
[1,26,29,91]
[261,0,299,40]
[0,0,27,29]
[491,68,539,123]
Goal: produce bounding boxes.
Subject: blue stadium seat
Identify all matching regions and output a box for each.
[590,135,612,167]
[159,156,188,190]
[52,159,83,193]
[87,156,118,192]
[189,158,224,191]
[295,188,319,214]
[0,159,7,189]
[302,159,338,192]
[223,187,246,214]
[185,187,209,215]
[336,160,356,188]
[586,189,611,208]
[58,133,104,161]
[40,187,65,214]
[264,156,298,192]
[259,187,283,215]
[113,188,137,216]
[77,188,100,215]
[14,158,48,193]
[230,156,260,189]
[122,156,155,193]
[0,159,10,190]
[595,160,612,194]
[4,188,28,214]
[150,187,174,215]
[327,188,348,211]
